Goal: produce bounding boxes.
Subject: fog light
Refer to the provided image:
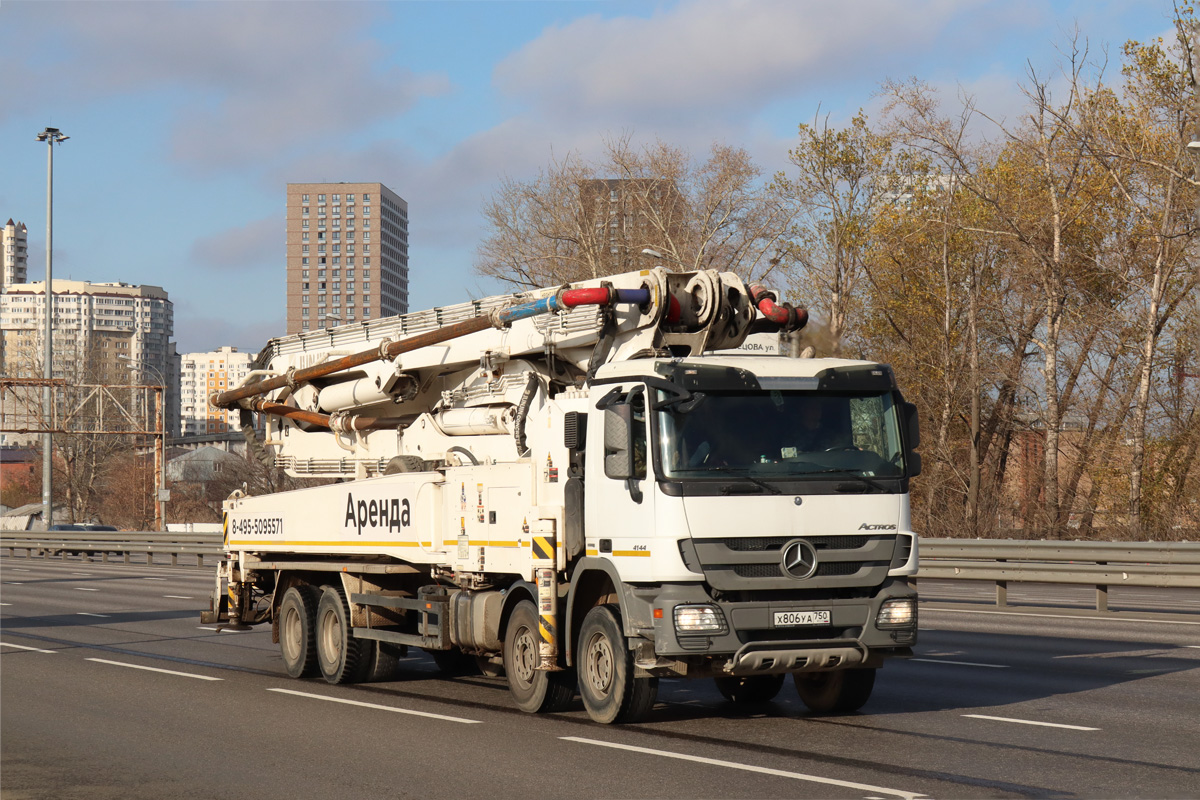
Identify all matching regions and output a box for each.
[674,604,727,634]
[877,598,916,628]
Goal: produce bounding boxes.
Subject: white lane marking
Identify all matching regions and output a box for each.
[0,642,56,654]
[911,658,1008,669]
[77,612,110,618]
[5,582,24,585]
[86,658,223,681]
[924,608,1200,626]
[0,602,11,606]
[561,737,926,800]
[72,572,92,576]
[266,688,482,724]
[10,568,30,572]
[196,626,249,634]
[164,595,193,599]
[73,587,99,592]
[143,578,168,581]
[963,714,1099,731]
[1185,646,1200,649]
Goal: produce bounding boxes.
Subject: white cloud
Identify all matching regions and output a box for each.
[494,0,972,124]
[189,215,281,272]
[174,311,284,356]
[1,1,451,170]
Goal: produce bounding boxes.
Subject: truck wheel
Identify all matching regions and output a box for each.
[360,641,405,682]
[502,600,574,713]
[715,673,785,704]
[279,585,319,678]
[316,585,366,685]
[577,605,658,724]
[793,668,876,714]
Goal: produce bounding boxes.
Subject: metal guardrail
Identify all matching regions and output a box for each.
[917,538,1200,612]
[1,530,223,568]
[3,533,1199,614]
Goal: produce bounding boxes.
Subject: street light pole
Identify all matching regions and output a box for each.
[36,126,68,530]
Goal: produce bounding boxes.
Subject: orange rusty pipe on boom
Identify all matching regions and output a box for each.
[248,399,405,432]
[210,315,497,411]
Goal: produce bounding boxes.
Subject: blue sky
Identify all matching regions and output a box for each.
[0,0,1178,354]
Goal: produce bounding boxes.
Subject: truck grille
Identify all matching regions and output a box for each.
[721,535,870,552]
[695,534,896,591]
[733,560,865,579]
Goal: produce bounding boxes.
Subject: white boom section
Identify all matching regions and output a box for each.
[237,268,755,478]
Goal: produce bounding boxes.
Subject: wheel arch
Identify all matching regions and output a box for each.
[497,579,538,644]
[565,558,633,667]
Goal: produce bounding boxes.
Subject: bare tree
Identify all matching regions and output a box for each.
[476,135,792,289]
[774,111,908,354]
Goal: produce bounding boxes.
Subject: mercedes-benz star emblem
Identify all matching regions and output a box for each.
[781,539,818,579]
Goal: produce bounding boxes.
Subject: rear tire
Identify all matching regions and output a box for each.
[359,640,405,682]
[316,585,366,684]
[793,668,876,714]
[278,585,319,679]
[715,673,785,704]
[577,605,657,724]
[502,600,575,713]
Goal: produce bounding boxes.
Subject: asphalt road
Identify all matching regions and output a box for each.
[2,555,1199,799]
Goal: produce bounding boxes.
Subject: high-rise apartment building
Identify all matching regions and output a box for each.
[285,182,409,335]
[179,346,255,437]
[2,219,29,291]
[579,179,685,275]
[0,279,178,442]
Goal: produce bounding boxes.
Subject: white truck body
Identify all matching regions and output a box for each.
[206,267,920,722]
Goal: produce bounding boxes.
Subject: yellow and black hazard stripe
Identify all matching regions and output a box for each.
[532,535,554,561]
[222,511,229,545]
[539,609,556,645]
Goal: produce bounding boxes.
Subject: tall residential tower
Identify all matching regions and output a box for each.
[2,219,29,292]
[285,182,409,335]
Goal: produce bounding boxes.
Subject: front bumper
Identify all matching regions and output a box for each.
[637,578,916,676]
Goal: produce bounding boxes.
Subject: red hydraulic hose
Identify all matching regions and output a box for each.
[666,294,682,323]
[559,287,612,308]
[749,284,808,331]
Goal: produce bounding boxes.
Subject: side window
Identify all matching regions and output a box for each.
[630,390,647,479]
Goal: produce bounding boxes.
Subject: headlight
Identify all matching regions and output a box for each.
[876,598,916,628]
[673,604,727,634]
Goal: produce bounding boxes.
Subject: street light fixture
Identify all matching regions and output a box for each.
[35,126,67,530]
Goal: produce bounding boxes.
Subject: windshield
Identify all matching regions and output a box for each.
[656,390,907,480]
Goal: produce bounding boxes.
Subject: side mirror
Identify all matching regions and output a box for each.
[603,404,635,480]
[901,402,920,450]
[901,401,921,477]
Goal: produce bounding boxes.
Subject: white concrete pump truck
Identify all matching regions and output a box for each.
[202,266,921,723]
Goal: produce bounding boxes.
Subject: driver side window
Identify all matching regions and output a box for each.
[630,390,647,479]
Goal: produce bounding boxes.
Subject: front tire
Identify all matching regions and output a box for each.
[577,605,657,724]
[316,585,367,684]
[502,600,574,713]
[715,673,785,704]
[278,585,319,678]
[794,668,876,714]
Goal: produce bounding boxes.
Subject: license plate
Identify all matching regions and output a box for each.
[773,610,831,627]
